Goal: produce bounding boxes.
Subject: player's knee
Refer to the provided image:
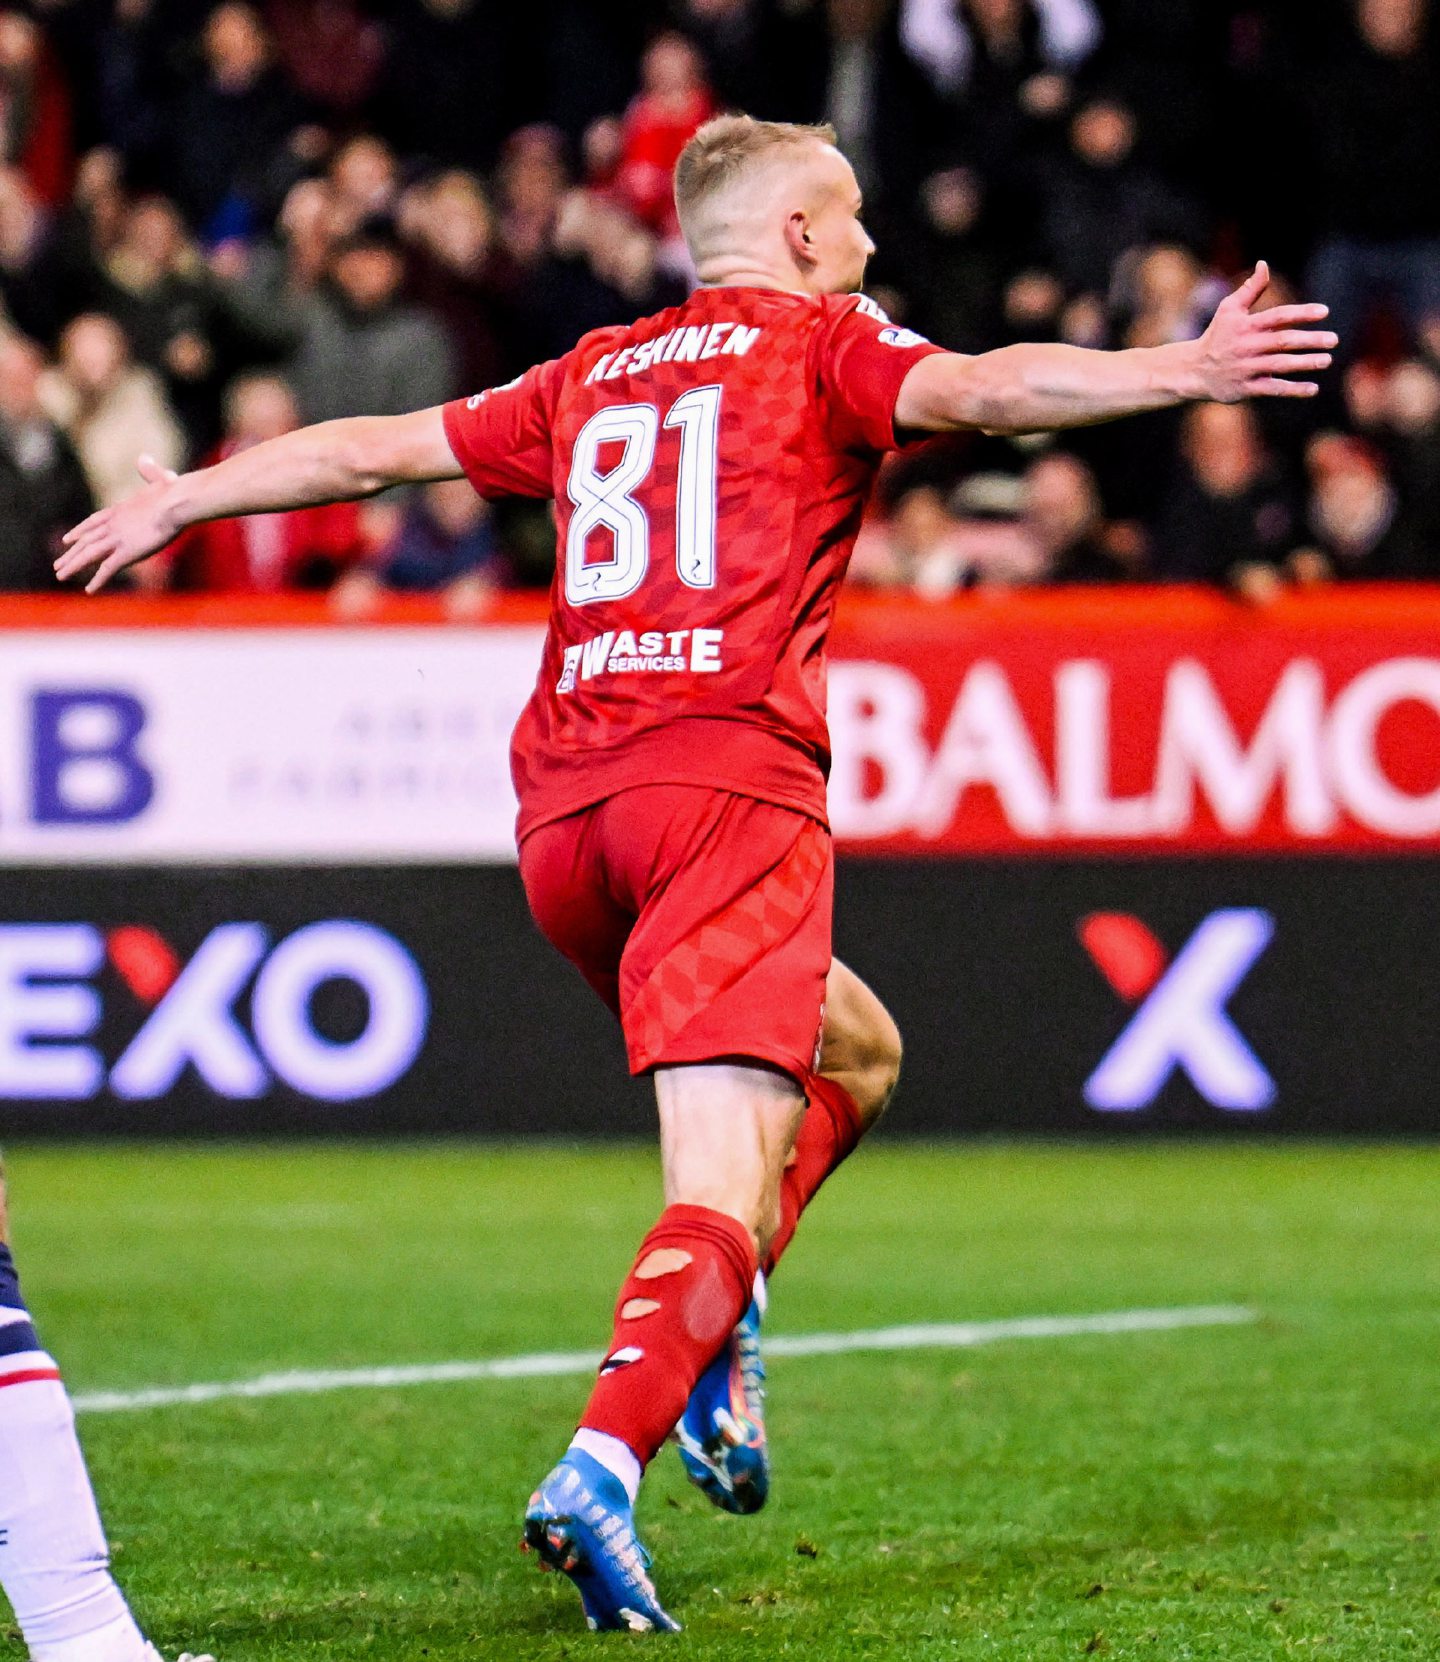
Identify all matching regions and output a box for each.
[877,1012,904,1098]
[842,1003,901,1127]
[657,1062,804,1258]
[752,1187,783,1263]
[862,1012,903,1123]
[822,963,902,1126]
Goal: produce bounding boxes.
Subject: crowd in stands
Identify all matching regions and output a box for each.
[1,0,1438,599]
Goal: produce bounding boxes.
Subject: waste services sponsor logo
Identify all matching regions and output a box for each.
[557,627,724,691]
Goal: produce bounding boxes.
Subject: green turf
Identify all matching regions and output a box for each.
[2,1141,1438,1661]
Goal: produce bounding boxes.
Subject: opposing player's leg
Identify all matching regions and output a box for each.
[0,1168,211,1662]
[523,1062,804,1632]
[677,959,901,1512]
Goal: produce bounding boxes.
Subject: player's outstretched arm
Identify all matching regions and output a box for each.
[895,262,1337,437]
[55,406,463,593]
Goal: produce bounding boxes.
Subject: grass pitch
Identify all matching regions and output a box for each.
[2,1141,1438,1661]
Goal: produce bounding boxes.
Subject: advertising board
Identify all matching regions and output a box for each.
[0,620,534,864]
[826,588,1440,853]
[1,591,1432,1137]
[3,589,1437,863]
[1,860,1433,1136]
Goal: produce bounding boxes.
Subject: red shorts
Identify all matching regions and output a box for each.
[518,785,833,1080]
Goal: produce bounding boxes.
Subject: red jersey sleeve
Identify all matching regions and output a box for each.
[441,355,567,499]
[815,297,948,455]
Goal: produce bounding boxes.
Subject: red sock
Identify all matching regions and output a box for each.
[579,1203,757,1468]
[764,1072,865,1276]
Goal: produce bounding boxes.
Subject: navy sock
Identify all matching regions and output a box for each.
[0,1243,41,1356]
[0,1241,24,1309]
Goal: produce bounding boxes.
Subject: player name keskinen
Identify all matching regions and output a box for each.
[585,323,762,384]
[559,627,725,691]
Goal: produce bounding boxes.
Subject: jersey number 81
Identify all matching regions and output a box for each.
[564,386,722,605]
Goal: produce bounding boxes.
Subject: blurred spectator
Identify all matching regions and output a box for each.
[1298,0,1440,354]
[496,124,569,271]
[335,477,504,615]
[257,218,456,424]
[0,10,72,207]
[166,2,307,240]
[901,0,1101,100]
[264,0,385,119]
[1289,431,1430,583]
[551,191,685,317]
[1024,451,1140,582]
[0,153,121,346]
[325,134,400,241]
[851,482,973,595]
[0,332,92,591]
[1037,96,1205,299]
[97,193,253,452]
[1000,266,1064,344]
[1081,0,1215,197]
[165,369,365,591]
[92,0,197,171]
[269,174,341,293]
[399,170,515,391]
[905,0,1100,195]
[1151,402,1295,596]
[371,0,528,173]
[1342,354,1440,542]
[910,166,1007,351]
[853,472,1051,594]
[948,470,1048,586]
[71,148,128,265]
[608,33,716,243]
[824,0,940,208]
[39,311,183,507]
[1116,245,1223,349]
[0,163,56,337]
[497,124,686,363]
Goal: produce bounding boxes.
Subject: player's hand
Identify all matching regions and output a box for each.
[1192,261,1337,402]
[55,456,183,593]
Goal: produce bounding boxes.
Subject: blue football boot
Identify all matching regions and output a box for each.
[522,1450,681,1633]
[676,1280,769,1515]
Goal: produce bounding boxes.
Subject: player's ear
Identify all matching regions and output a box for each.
[785,208,818,271]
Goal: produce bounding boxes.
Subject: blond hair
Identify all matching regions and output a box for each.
[674,114,838,246]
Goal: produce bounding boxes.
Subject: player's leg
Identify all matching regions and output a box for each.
[0,1166,167,1662]
[676,959,900,1513]
[762,957,903,1277]
[523,1062,804,1632]
[574,1059,802,1477]
[518,787,828,1629]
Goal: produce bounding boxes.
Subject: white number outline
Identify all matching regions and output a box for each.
[564,387,723,605]
[564,403,659,604]
[665,383,722,592]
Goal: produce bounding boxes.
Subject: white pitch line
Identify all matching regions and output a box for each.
[71,1305,1255,1416]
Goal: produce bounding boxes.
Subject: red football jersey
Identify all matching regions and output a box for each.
[441,284,945,838]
